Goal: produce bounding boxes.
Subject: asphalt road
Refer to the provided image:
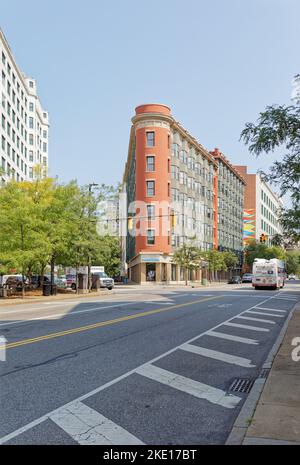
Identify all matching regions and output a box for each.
[0,281,299,445]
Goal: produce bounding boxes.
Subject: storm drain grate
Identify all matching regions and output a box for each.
[259,368,270,379]
[229,378,254,394]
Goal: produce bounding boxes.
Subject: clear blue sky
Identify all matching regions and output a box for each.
[1,0,299,188]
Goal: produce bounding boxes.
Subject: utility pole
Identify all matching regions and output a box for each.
[88,183,99,292]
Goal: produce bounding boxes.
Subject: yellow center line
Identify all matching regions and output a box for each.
[0,295,222,351]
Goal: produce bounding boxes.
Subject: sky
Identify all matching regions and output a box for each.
[1,0,299,190]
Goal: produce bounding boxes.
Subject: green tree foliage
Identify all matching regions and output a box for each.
[240,89,300,240]
[0,178,121,294]
[172,244,202,285]
[91,235,121,277]
[223,251,239,271]
[286,251,300,275]
[245,239,286,267]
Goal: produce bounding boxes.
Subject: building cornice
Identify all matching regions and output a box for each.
[131,110,217,168]
[0,29,49,118]
[211,148,247,184]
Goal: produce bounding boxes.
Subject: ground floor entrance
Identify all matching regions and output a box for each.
[128,254,207,285]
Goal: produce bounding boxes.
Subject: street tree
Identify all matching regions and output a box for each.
[172,244,202,285]
[244,239,286,267]
[223,251,239,277]
[0,180,52,295]
[286,251,300,276]
[240,82,300,240]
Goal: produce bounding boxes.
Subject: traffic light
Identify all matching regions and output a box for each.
[260,233,267,243]
[170,211,177,228]
[128,217,134,230]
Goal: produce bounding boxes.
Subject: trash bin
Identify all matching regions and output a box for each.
[43,283,51,296]
[201,278,208,286]
[51,284,57,296]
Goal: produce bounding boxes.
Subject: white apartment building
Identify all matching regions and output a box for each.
[0,29,49,184]
[234,166,283,246]
[256,176,284,244]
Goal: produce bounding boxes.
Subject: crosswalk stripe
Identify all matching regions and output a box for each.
[246,310,284,318]
[235,315,275,324]
[224,322,270,332]
[180,343,255,367]
[206,331,259,345]
[135,364,241,409]
[50,401,143,445]
[255,307,286,313]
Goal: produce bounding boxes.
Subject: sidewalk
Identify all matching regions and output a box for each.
[242,302,300,445]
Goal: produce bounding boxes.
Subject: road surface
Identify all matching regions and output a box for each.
[0,282,299,444]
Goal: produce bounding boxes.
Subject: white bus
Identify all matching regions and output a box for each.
[252,258,286,290]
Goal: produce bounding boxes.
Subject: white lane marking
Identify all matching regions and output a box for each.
[0,301,127,316]
[255,307,287,313]
[206,331,259,345]
[224,322,270,332]
[135,364,241,409]
[50,401,143,445]
[180,343,255,368]
[222,294,278,298]
[235,315,275,324]
[192,294,213,297]
[272,297,298,301]
[0,293,220,328]
[0,293,276,444]
[0,302,135,328]
[144,301,173,305]
[246,310,284,318]
[0,294,200,328]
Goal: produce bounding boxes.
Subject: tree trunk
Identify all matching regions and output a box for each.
[76,266,79,294]
[40,266,45,288]
[21,268,25,299]
[50,256,55,295]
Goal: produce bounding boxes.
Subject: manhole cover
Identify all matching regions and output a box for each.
[229,378,254,393]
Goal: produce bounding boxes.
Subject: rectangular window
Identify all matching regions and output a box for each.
[147,229,155,245]
[29,117,34,129]
[146,156,155,171]
[146,131,155,147]
[147,204,155,219]
[146,180,155,197]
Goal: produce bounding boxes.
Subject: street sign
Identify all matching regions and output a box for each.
[91,266,104,273]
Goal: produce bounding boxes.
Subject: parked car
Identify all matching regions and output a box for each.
[44,275,67,289]
[5,275,28,291]
[1,274,23,285]
[288,274,297,280]
[66,274,77,290]
[30,275,50,289]
[242,273,253,283]
[228,276,242,284]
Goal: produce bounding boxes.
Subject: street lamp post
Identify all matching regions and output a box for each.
[88,183,99,292]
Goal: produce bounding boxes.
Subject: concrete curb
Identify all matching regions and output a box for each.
[226,301,297,445]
